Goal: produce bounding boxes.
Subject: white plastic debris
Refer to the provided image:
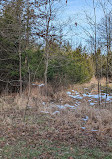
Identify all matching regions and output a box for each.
[32,83,38,86]
[90,103,95,106]
[56,105,65,109]
[81,127,86,130]
[91,129,98,132]
[52,111,60,115]
[41,111,49,114]
[38,83,44,87]
[64,104,75,108]
[82,116,89,121]
[42,102,45,105]
[69,94,83,99]
[66,91,71,95]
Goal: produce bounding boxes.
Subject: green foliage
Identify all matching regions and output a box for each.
[47,47,93,85]
[0,1,94,92]
[92,48,112,78]
[23,49,45,80]
[48,56,66,81]
[66,48,93,83]
[2,139,111,159]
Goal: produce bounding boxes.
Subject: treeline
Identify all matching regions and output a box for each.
[92,48,112,79]
[0,0,112,93]
[0,0,93,93]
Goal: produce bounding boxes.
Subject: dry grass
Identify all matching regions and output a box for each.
[67,76,112,93]
[0,78,112,138]
[7,76,111,109]
[1,78,112,158]
[53,103,112,138]
[1,93,112,139]
[0,92,112,159]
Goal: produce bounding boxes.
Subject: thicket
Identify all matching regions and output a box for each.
[21,46,93,85]
[0,0,95,93]
[47,47,93,85]
[1,0,112,94]
[0,45,94,92]
[92,48,112,79]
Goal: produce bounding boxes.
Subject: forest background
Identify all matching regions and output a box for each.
[0,0,112,94]
[0,1,112,158]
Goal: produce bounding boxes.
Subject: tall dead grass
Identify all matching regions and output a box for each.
[53,103,112,138]
[0,79,112,138]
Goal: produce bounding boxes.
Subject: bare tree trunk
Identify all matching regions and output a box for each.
[105,15,110,107]
[23,1,31,121]
[44,0,51,96]
[93,0,100,105]
[34,0,63,95]
[18,1,22,96]
[23,65,31,121]
[19,36,22,96]
[44,51,49,95]
[26,0,30,49]
[98,0,111,107]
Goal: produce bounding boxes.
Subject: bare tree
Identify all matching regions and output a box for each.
[98,0,112,106]
[34,0,62,95]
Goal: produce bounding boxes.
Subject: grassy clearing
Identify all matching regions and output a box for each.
[0,78,112,159]
[0,106,112,159]
[1,138,112,159]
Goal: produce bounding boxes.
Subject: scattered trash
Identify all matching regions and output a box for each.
[38,83,44,87]
[91,129,98,132]
[52,111,60,115]
[56,104,76,109]
[66,91,72,95]
[64,104,75,109]
[42,102,46,105]
[81,127,86,130]
[56,105,65,109]
[69,94,83,99]
[32,83,38,86]
[90,103,95,106]
[41,111,49,114]
[27,105,32,108]
[66,90,112,106]
[32,83,45,87]
[82,116,89,121]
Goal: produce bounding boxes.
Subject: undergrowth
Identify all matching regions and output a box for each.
[0,80,112,159]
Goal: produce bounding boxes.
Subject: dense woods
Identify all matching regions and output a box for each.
[0,0,112,94]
